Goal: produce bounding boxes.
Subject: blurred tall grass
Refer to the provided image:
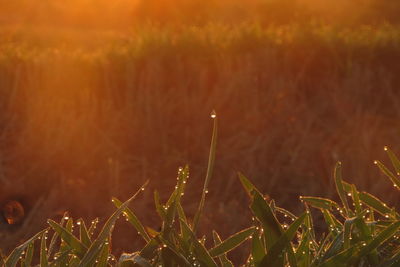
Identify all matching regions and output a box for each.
[1,23,400,254]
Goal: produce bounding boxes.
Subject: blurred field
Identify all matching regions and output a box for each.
[1,0,400,261]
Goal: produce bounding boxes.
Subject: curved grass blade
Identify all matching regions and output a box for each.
[375,160,400,190]
[193,111,218,234]
[5,228,48,267]
[112,197,151,242]
[209,227,255,257]
[300,196,339,210]
[334,162,351,217]
[385,146,400,175]
[78,181,148,267]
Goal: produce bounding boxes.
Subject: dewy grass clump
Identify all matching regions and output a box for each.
[3,113,400,267]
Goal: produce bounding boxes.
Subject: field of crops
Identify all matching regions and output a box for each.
[1,3,400,265]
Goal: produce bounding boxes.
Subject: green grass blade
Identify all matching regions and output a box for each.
[378,250,400,267]
[180,219,218,267]
[95,242,109,267]
[250,231,265,266]
[209,227,255,257]
[300,196,339,210]
[40,232,49,267]
[79,181,148,267]
[47,220,87,258]
[23,243,34,267]
[385,146,400,175]
[359,221,400,258]
[78,219,92,247]
[351,184,362,215]
[318,244,362,267]
[334,162,351,217]
[193,111,218,234]
[112,197,151,242]
[259,213,306,267]
[47,212,68,260]
[343,217,357,249]
[157,236,192,266]
[319,232,344,262]
[88,218,99,238]
[212,231,234,267]
[251,191,283,250]
[322,209,342,234]
[154,190,166,220]
[359,192,394,216]
[375,160,400,190]
[5,228,48,267]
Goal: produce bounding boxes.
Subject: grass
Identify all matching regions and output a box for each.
[1,22,400,256]
[3,114,400,266]
[0,23,400,256]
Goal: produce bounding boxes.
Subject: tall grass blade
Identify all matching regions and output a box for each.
[193,111,218,234]
[112,197,151,242]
